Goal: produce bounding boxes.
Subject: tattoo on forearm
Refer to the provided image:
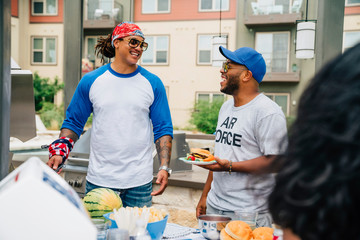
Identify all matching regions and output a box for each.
[155,136,172,166]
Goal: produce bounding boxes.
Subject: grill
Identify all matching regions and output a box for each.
[63,129,191,197]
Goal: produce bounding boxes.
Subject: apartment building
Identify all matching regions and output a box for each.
[82,0,131,71]
[10,0,358,129]
[133,0,316,127]
[11,0,65,105]
[343,0,360,51]
[133,0,237,128]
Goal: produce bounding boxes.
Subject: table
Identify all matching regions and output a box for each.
[162,223,205,240]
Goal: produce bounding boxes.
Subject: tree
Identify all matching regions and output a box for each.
[190,100,224,134]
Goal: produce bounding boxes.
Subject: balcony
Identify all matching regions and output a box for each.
[260,53,300,82]
[244,0,303,26]
[262,72,300,82]
[83,0,123,29]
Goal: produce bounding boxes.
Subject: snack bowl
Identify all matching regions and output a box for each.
[103,212,168,240]
[198,214,232,240]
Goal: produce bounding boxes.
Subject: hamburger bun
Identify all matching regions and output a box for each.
[220,228,235,240]
[252,227,274,240]
[189,148,215,161]
[190,148,212,158]
[224,221,253,240]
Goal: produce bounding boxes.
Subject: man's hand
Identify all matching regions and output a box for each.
[197,156,230,172]
[196,195,207,218]
[151,170,169,196]
[46,155,64,172]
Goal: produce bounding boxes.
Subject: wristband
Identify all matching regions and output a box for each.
[229,161,232,175]
[48,137,75,163]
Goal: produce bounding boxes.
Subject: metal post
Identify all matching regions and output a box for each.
[0,0,11,180]
[315,0,345,72]
[63,0,83,112]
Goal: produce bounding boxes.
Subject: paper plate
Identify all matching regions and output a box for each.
[178,157,216,165]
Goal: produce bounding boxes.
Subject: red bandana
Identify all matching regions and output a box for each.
[111,22,144,47]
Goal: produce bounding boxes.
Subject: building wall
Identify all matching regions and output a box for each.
[134,0,237,21]
[12,0,65,105]
[236,0,317,119]
[12,0,64,79]
[139,20,236,128]
[134,0,237,128]
[11,16,20,64]
[10,0,355,129]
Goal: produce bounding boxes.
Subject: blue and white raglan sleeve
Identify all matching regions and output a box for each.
[149,77,173,142]
[61,74,94,138]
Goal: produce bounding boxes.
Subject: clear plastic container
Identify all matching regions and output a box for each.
[134,220,151,240]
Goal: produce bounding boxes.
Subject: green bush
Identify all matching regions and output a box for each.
[190,100,224,134]
[286,116,296,130]
[38,102,64,130]
[33,72,64,112]
[33,72,64,129]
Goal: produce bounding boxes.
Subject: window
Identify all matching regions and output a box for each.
[265,93,289,116]
[31,37,57,64]
[197,92,226,103]
[165,86,169,100]
[255,32,289,73]
[32,0,57,15]
[199,0,229,11]
[142,0,170,13]
[346,0,360,5]
[141,36,169,65]
[198,35,212,64]
[86,0,122,20]
[343,31,360,51]
[197,34,227,65]
[84,36,110,68]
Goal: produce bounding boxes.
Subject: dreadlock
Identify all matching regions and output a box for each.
[94,34,115,63]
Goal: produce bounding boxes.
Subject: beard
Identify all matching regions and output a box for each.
[220,73,240,95]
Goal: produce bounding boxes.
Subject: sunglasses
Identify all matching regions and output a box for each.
[121,38,148,51]
[222,61,248,73]
[222,61,231,73]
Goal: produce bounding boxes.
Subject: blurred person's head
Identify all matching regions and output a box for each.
[268,42,360,240]
[94,22,146,64]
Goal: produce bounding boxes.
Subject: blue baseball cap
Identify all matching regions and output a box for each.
[219,46,266,83]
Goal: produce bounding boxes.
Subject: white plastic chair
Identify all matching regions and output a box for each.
[291,0,302,13]
[94,9,103,18]
[251,2,260,15]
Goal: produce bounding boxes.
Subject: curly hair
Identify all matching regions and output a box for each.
[94,34,115,63]
[268,43,360,240]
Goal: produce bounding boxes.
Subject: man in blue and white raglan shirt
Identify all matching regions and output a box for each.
[47,22,173,208]
[196,46,288,227]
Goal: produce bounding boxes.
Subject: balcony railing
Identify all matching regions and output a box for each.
[260,53,301,82]
[84,0,123,28]
[244,0,303,25]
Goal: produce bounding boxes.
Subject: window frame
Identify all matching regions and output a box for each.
[31,36,57,65]
[255,31,290,73]
[343,31,360,52]
[140,35,170,65]
[345,0,360,6]
[84,35,111,68]
[199,0,230,12]
[165,86,170,100]
[264,92,290,116]
[195,91,227,103]
[142,0,171,14]
[31,0,58,16]
[197,34,228,65]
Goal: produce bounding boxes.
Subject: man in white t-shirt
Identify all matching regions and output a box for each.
[196,46,288,227]
[46,22,173,208]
